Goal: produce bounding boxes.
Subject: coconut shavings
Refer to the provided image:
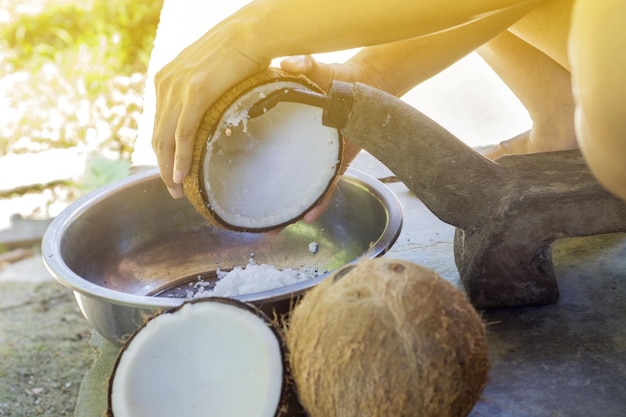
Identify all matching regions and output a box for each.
[191,256,325,299]
[308,241,319,254]
[222,100,251,135]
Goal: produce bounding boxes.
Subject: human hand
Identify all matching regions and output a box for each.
[152,28,269,199]
[280,54,375,92]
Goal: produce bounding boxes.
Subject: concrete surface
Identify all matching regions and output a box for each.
[0,269,92,416]
[49,152,623,417]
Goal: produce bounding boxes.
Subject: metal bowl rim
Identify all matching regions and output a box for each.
[41,167,402,309]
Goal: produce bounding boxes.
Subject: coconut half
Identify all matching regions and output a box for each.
[108,299,289,417]
[184,69,343,232]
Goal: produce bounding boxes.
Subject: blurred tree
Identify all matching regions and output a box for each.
[1,0,163,80]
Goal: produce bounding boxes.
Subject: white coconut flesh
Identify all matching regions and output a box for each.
[109,300,284,417]
[203,81,341,230]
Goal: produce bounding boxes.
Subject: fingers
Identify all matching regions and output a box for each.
[280,55,313,73]
[280,55,335,91]
[151,39,270,198]
[173,103,205,186]
[152,86,184,199]
[304,181,337,224]
[339,139,362,175]
[152,68,207,200]
[156,113,203,199]
[303,140,361,224]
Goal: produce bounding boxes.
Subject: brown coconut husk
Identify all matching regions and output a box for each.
[183,68,342,232]
[286,258,490,417]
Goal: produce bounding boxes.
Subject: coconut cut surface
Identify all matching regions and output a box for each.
[205,81,340,230]
[184,69,342,232]
[109,299,285,417]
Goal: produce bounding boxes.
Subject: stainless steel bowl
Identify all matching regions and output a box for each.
[42,167,402,343]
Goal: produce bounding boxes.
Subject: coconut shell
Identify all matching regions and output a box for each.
[286,258,489,417]
[107,298,301,417]
[183,68,343,232]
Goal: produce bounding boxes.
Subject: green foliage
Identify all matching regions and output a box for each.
[0,0,162,157]
[0,0,162,94]
[77,154,131,194]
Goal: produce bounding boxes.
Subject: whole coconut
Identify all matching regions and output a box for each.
[286,258,489,417]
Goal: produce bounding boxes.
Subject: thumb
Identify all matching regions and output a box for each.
[280,55,314,73]
[280,55,335,90]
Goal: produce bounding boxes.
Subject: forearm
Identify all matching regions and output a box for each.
[347,2,539,97]
[223,0,545,62]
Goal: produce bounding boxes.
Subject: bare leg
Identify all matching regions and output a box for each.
[508,0,574,72]
[477,30,577,159]
[569,0,626,200]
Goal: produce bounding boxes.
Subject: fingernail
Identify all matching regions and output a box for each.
[173,169,184,184]
[167,186,183,199]
[288,55,306,64]
[285,55,309,69]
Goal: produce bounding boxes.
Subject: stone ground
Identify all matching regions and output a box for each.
[0,143,130,416]
[0,280,92,416]
[0,225,93,416]
[0,140,97,416]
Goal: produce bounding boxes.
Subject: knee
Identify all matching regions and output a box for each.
[575,106,626,200]
[570,0,626,199]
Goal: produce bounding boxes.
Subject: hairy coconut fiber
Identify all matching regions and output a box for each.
[286,258,489,417]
